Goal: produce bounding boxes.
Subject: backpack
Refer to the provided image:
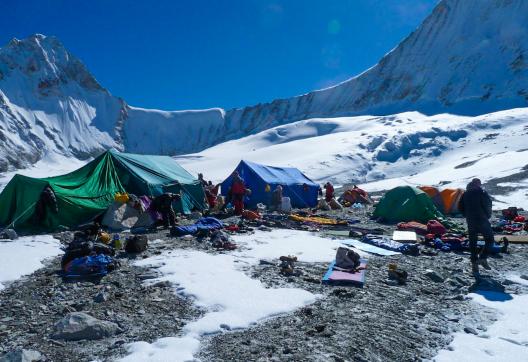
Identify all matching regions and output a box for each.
[427,220,447,235]
[335,247,361,270]
[125,235,148,253]
[502,207,518,220]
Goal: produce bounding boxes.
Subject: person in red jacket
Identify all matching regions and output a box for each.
[324,182,334,202]
[230,171,246,215]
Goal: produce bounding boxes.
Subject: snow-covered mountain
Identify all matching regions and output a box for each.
[127,0,528,154]
[0,0,527,170]
[0,34,125,171]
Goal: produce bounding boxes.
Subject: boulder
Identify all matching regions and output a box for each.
[0,229,17,241]
[0,349,42,362]
[425,269,444,283]
[52,312,121,341]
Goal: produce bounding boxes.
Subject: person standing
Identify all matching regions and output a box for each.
[458,178,494,276]
[151,193,181,228]
[270,185,283,212]
[324,182,334,202]
[230,171,246,215]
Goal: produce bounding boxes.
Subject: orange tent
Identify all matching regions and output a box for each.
[419,186,464,215]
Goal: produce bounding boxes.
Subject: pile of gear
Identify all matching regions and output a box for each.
[61,226,148,279]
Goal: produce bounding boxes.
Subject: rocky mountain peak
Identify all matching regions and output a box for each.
[0,34,104,94]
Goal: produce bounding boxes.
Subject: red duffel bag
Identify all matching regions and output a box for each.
[427,220,447,236]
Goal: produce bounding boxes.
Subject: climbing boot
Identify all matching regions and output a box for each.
[478,258,491,270]
[471,262,480,277]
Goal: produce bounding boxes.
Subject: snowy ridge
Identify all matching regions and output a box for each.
[127,0,528,155]
[0,34,124,171]
[177,107,528,209]
[1,0,528,169]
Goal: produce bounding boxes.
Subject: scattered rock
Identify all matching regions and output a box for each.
[52,312,121,341]
[314,324,326,333]
[0,229,18,241]
[93,291,108,303]
[463,327,478,335]
[138,271,159,280]
[425,270,445,283]
[469,278,505,293]
[0,349,42,362]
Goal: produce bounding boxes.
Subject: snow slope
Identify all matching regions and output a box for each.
[177,107,528,209]
[122,230,354,361]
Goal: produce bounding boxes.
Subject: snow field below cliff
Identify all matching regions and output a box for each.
[178,108,528,209]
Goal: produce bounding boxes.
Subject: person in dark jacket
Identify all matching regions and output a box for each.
[34,185,59,226]
[458,178,494,276]
[151,193,181,228]
[270,185,283,212]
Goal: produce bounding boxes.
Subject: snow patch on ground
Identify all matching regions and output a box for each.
[0,235,62,290]
[434,287,528,362]
[122,230,350,361]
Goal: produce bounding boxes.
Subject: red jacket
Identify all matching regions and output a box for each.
[325,184,334,201]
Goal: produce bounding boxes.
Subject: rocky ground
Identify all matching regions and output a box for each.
[1,210,527,362]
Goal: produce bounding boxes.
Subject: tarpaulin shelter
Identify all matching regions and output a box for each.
[373,186,443,223]
[0,149,206,232]
[221,160,319,209]
[419,186,464,215]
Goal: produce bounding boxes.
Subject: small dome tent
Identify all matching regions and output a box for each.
[373,186,443,223]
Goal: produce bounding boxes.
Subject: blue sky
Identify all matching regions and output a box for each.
[0,0,437,110]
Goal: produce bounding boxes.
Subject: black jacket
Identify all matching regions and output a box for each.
[458,188,492,221]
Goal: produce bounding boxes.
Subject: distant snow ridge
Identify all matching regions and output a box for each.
[1,0,528,170]
[103,0,528,156]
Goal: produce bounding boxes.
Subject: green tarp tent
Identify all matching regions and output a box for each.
[373,186,444,223]
[0,149,207,232]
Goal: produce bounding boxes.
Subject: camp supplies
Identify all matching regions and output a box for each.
[281,197,292,212]
[63,254,116,278]
[335,247,361,270]
[98,232,111,244]
[279,255,298,276]
[392,231,418,243]
[171,217,224,236]
[114,192,130,203]
[427,220,447,235]
[341,239,400,256]
[502,207,519,220]
[112,234,123,249]
[361,234,419,255]
[387,264,408,285]
[397,221,428,235]
[322,259,367,287]
[125,235,148,253]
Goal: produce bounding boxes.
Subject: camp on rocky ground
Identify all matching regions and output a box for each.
[1,149,528,361]
[2,0,528,361]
